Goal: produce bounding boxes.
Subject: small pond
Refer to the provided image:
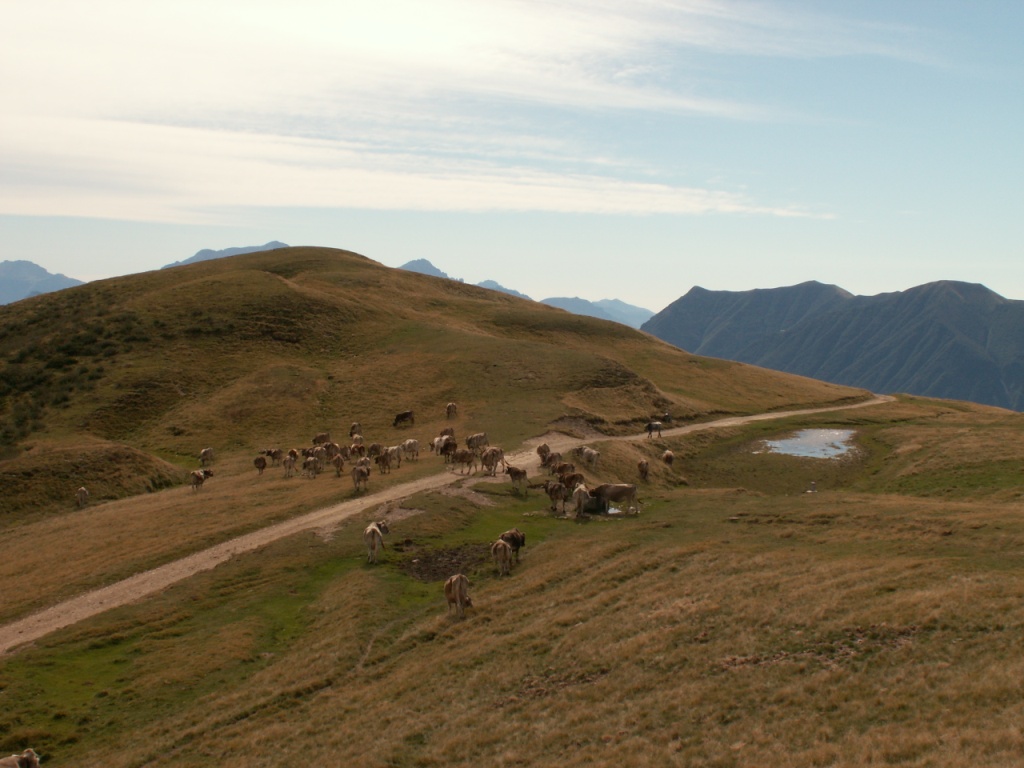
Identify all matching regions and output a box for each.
[758,429,857,459]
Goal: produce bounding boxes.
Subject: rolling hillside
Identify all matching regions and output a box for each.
[643,280,1024,410]
[5,248,1024,766]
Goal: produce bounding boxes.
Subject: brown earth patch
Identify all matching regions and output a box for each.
[393,542,493,582]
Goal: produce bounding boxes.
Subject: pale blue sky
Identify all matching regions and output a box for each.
[2,1,1021,311]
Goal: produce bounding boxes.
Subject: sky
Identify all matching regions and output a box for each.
[2,1,1022,311]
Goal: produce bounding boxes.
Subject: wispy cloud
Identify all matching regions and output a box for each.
[1,0,926,221]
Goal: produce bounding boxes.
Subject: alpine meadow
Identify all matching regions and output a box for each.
[2,247,1024,767]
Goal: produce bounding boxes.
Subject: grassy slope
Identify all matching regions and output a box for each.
[5,249,1023,765]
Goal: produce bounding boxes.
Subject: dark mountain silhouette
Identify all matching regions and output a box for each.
[642,280,1024,411]
[162,241,289,269]
[0,260,84,304]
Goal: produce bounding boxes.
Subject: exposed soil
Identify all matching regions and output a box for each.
[394,542,494,583]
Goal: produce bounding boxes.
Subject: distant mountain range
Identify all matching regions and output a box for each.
[398,258,655,329]
[162,241,289,269]
[642,280,1024,411]
[0,260,84,305]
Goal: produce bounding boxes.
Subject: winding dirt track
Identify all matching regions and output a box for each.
[0,396,892,655]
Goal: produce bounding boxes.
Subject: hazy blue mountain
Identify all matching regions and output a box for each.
[593,299,656,329]
[163,241,289,269]
[642,280,1024,411]
[399,259,451,279]
[477,280,532,300]
[541,297,618,322]
[0,260,84,304]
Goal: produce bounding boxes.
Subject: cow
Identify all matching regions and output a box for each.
[363,520,389,563]
[480,446,506,476]
[349,442,366,458]
[491,538,513,576]
[199,447,214,466]
[446,402,458,419]
[253,456,267,475]
[312,431,331,445]
[638,459,650,480]
[393,410,415,427]
[401,438,420,461]
[444,574,472,618]
[190,468,213,491]
[385,444,403,469]
[263,447,284,466]
[505,465,528,495]
[451,449,478,474]
[282,454,297,478]
[646,421,663,439]
[374,451,393,474]
[465,432,489,452]
[571,482,590,518]
[439,426,456,438]
[543,480,569,514]
[589,483,640,514]
[331,453,346,476]
[0,749,40,768]
[541,451,561,471]
[559,471,585,491]
[302,455,318,479]
[75,486,89,508]
[366,442,384,459]
[440,440,459,464]
[574,445,600,468]
[349,422,362,438]
[551,461,575,477]
[351,465,371,492]
[662,450,675,466]
[350,433,365,446]
[536,443,551,464]
[499,527,526,563]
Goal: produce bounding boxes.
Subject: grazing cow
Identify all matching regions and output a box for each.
[571,483,590,518]
[331,453,346,476]
[282,455,296,478]
[446,402,458,419]
[350,433,365,446]
[637,459,650,480]
[465,432,489,452]
[190,468,213,491]
[543,480,569,513]
[199,447,214,466]
[499,527,526,563]
[374,451,393,474]
[350,422,362,438]
[366,442,384,459]
[351,465,371,492]
[312,431,331,445]
[536,443,551,464]
[551,461,575,477]
[589,483,640,514]
[263,447,284,466]
[302,455,318,479]
[480,446,506,476]
[646,421,663,439]
[349,442,366,458]
[439,426,456,438]
[0,749,40,768]
[559,471,585,491]
[401,438,420,461]
[363,520,390,563]
[574,445,600,468]
[662,450,675,466]
[253,455,267,475]
[444,574,472,618]
[491,538,513,576]
[75,486,89,508]
[393,410,415,427]
[451,448,478,474]
[505,465,528,495]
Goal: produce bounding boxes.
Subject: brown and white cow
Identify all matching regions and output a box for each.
[480,446,506,476]
[302,455,319,479]
[374,451,393,474]
[451,448,478,475]
[75,486,89,508]
[465,432,488,452]
[589,483,640,514]
[190,468,213,491]
[351,465,371,492]
[637,458,650,480]
[282,454,297,478]
[393,410,415,427]
[543,480,569,513]
[491,538,513,576]
[444,573,472,618]
[446,402,458,419]
[199,447,214,467]
[401,438,420,461]
[574,445,600,468]
[263,447,284,466]
[499,527,526,563]
[349,421,362,438]
[0,749,40,768]
[646,421,663,439]
[331,453,346,476]
[571,483,590,518]
[312,431,331,445]
[363,520,390,563]
[253,455,267,475]
[536,443,551,464]
[505,465,528,495]
[662,449,675,466]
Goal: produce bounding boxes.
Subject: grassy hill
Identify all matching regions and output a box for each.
[3,248,1023,766]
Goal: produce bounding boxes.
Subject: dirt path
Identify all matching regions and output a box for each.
[0,395,892,655]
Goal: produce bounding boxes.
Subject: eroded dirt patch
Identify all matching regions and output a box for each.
[394,542,493,582]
